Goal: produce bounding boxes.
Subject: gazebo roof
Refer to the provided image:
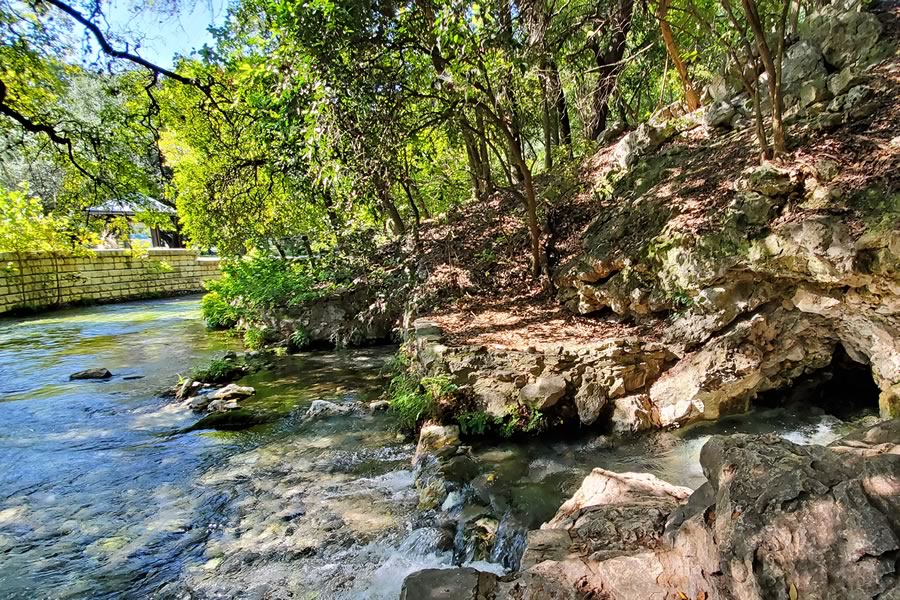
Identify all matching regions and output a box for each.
[86,196,175,217]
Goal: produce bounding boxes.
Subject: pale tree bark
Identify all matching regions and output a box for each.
[741,0,790,157]
[656,0,702,111]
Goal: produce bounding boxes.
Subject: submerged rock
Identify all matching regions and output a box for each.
[70,368,112,380]
[303,399,359,421]
[400,567,498,600]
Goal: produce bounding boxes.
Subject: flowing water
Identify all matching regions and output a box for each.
[0,297,876,599]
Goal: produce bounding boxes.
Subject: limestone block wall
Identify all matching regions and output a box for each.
[0,249,221,315]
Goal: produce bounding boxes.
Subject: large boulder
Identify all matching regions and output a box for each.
[518,375,567,410]
[700,433,900,600]
[499,423,900,600]
[613,123,675,169]
[799,0,885,70]
[399,568,498,600]
[703,100,737,129]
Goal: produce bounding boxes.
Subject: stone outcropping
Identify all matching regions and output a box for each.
[491,421,900,599]
[551,154,900,424]
[263,281,404,349]
[413,320,676,432]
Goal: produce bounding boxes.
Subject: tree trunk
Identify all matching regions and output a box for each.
[463,131,484,200]
[540,72,553,170]
[549,62,573,156]
[321,188,341,234]
[376,175,406,236]
[475,112,493,196]
[586,0,635,140]
[401,178,421,228]
[742,0,788,157]
[657,0,701,111]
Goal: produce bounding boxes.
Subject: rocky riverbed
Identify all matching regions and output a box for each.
[2,296,884,599]
[402,417,900,599]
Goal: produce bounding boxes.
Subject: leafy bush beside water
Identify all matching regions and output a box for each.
[190,357,245,383]
[200,254,355,333]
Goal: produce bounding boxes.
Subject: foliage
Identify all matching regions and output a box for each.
[200,254,353,331]
[419,375,458,402]
[387,372,435,432]
[0,0,843,273]
[242,326,270,350]
[495,404,546,438]
[200,290,241,329]
[456,410,490,436]
[289,327,311,351]
[0,186,97,253]
[190,357,245,383]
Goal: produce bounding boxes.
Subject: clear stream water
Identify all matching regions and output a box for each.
[0,297,874,599]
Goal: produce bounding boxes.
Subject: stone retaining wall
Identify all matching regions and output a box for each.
[0,249,220,315]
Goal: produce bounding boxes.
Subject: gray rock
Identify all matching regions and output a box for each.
[798,76,830,107]
[702,100,736,129]
[613,123,675,169]
[734,164,798,197]
[519,375,567,410]
[828,68,862,97]
[368,400,390,412]
[207,383,255,402]
[175,378,198,401]
[701,433,900,599]
[598,119,626,145]
[800,0,885,69]
[781,40,826,91]
[189,394,211,411]
[303,399,355,420]
[70,368,112,380]
[399,567,498,600]
[505,426,900,599]
[415,424,461,462]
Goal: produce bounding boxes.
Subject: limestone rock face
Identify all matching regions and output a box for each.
[264,282,404,349]
[799,0,885,70]
[613,123,675,169]
[650,307,837,427]
[518,375,567,410]
[496,424,900,600]
[413,324,676,429]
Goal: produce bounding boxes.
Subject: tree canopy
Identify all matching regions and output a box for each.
[1,0,814,264]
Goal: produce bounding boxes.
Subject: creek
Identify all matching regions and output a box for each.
[0,297,874,599]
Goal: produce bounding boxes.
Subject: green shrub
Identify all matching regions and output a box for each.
[200,291,241,329]
[420,375,457,400]
[191,357,244,383]
[388,372,434,431]
[289,327,311,350]
[456,410,489,436]
[243,326,270,350]
[495,404,545,438]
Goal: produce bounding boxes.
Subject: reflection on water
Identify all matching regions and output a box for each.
[0,297,876,599]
